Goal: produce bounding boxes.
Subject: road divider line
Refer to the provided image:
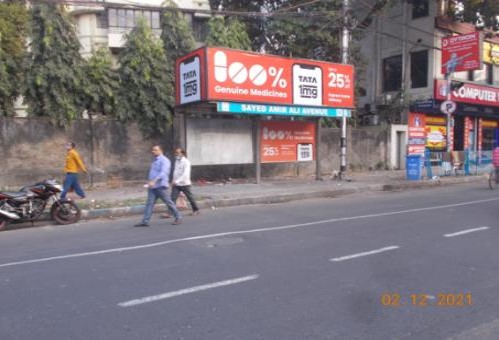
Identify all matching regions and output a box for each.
[330,246,400,262]
[444,226,490,238]
[118,274,259,307]
[2,196,499,268]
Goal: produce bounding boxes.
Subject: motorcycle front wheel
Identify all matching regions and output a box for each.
[51,201,81,225]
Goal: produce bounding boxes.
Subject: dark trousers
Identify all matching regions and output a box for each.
[61,173,85,200]
[142,187,181,224]
[171,185,199,212]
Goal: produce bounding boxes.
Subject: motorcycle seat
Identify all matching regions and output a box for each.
[1,191,28,198]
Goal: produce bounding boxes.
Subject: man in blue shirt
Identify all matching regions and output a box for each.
[135,145,182,227]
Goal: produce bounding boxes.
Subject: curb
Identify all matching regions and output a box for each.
[37,176,485,223]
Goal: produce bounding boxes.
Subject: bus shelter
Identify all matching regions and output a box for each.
[175,47,355,183]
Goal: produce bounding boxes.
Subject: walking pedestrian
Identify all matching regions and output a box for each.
[171,148,200,216]
[135,145,182,227]
[61,141,87,201]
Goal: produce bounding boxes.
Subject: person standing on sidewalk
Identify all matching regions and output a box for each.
[61,142,87,201]
[172,148,200,216]
[135,145,182,227]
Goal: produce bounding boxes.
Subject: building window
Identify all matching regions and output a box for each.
[410,50,428,88]
[412,0,429,19]
[192,17,209,42]
[486,64,493,85]
[97,10,108,29]
[493,65,499,85]
[382,55,402,92]
[108,8,161,30]
[108,8,117,27]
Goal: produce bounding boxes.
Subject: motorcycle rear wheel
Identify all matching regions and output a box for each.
[51,201,81,225]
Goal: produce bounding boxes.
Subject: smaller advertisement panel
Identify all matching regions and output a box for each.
[408,113,426,155]
[261,121,315,163]
[441,32,482,74]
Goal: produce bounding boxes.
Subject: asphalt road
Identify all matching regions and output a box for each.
[1,183,499,340]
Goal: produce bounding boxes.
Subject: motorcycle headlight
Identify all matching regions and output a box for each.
[54,184,63,191]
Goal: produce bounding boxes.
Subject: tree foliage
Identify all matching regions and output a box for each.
[0,2,28,116]
[161,0,196,74]
[117,18,173,137]
[83,48,119,116]
[24,4,86,126]
[449,0,499,31]
[206,16,252,50]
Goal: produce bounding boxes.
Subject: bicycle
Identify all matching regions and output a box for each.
[488,168,498,190]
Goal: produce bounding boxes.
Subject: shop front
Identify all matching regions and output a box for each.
[410,80,499,154]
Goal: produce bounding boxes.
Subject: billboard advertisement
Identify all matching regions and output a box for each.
[441,32,482,74]
[176,47,355,108]
[260,121,315,163]
[434,79,499,107]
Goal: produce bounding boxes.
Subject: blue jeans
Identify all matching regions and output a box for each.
[61,173,85,200]
[142,187,181,224]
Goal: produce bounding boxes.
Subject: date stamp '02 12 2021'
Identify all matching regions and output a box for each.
[381,293,473,307]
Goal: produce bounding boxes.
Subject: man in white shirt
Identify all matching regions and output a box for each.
[172,148,200,216]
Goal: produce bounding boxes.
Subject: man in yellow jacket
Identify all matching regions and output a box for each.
[61,141,87,201]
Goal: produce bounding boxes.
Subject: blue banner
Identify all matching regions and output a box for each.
[217,102,351,118]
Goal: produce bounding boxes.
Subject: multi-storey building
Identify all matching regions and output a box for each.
[68,0,210,57]
[355,0,499,168]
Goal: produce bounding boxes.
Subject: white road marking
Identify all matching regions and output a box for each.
[118,274,259,307]
[444,226,490,238]
[1,196,499,268]
[330,246,400,262]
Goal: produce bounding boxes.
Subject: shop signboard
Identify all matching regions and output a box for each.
[484,42,499,66]
[216,102,351,117]
[260,121,315,163]
[434,80,499,108]
[441,32,482,74]
[177,47,355,108]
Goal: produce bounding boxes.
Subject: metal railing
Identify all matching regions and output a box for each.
[423,149,493,178]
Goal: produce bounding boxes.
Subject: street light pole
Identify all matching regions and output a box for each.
[339,0,350,179]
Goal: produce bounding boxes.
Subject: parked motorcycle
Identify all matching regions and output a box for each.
[0,179,81,231]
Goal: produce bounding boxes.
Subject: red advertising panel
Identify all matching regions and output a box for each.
[260,121,316,163]
[434,80,499,107]
[441,32,482,74]
[408,113,426,155]
[176,47,355,108]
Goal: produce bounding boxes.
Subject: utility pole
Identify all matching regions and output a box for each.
[339,0,350,179]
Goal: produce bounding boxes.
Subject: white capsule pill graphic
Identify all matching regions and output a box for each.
[249,64,267,86]
[228,62,248,84]
[214,51,228,82]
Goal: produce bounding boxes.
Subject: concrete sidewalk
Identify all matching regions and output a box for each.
[75,170,486,220]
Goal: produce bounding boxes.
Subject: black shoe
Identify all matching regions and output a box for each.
[172,219,182,225]
[134,222,149,227]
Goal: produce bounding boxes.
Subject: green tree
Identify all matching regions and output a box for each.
[206,16,252,50]
[24,4,86,126]
[449,0,499,31]
[117,18,173,137]
[0,42,18,116]
[0,2,28,116]
[161,0,196,74]
[83,48,119,116]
